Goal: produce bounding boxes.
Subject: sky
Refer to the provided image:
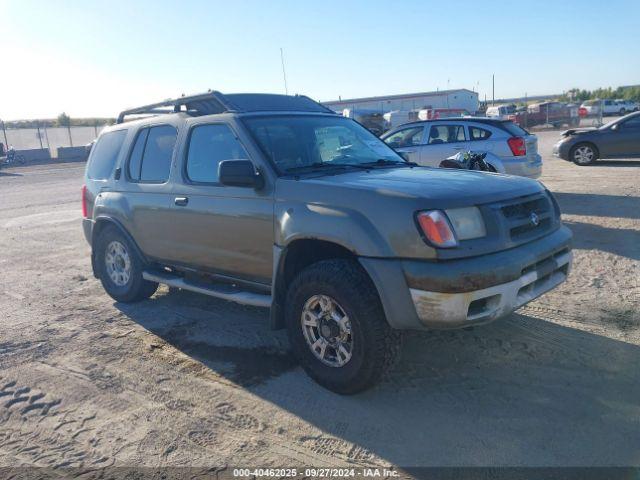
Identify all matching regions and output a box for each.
[1,0,639,120]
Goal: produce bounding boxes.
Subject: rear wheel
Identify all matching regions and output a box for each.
[285,259,401,394]
[570,143,598,166]
[95,226,158,302]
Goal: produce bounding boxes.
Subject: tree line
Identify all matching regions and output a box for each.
[2,113,115,129]
[559,86,640,103]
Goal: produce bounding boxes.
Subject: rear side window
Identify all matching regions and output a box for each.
[127,125,177,183]
[469,126,492,141]
[427,125,465,144]
[87,130,127,180]
[186,124,248,183]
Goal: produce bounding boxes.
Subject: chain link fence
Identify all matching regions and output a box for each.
[1,122,111,162]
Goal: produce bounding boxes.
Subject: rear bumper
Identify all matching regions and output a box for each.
[360,226,572,330]
[502,154,542,178]
[82,218,93,245]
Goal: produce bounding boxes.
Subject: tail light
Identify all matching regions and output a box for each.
[507,136,526,156]
[81,185,88,218]
[416,210,457,248]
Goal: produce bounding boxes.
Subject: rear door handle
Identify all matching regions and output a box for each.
[174,197,189,206]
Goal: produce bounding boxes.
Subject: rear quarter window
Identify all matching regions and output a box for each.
[469,126,492,141]
[87,130,127,180]
[500,122,529,137]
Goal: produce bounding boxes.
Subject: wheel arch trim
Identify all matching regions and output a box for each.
[91,215,149,277]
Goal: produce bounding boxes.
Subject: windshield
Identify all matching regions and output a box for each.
[243,115,404,173]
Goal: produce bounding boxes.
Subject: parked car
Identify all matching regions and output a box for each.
[341,108,385,136]
[83,92,572,393]
[381,117,543,178]
[509,102,579,128]
[417,108,470,120]
[580,99,601,118]
[382,110,419,132]
[615,99,639,114]
[553,111,640,165]
[486,104,517,120]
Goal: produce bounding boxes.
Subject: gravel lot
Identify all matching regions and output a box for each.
[0,130,638,469]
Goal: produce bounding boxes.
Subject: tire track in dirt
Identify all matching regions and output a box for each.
[0,378,111,468]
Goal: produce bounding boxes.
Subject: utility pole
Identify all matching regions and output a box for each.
[36,121,43,149]
[280,48,289,95]
[1,120,8,149]
[492,74,495,106]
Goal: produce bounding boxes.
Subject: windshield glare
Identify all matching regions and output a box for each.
[243,115,404,172]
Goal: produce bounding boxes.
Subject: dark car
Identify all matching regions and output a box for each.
[553,111,640,165]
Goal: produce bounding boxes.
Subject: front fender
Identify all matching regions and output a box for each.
[275,201,393,256]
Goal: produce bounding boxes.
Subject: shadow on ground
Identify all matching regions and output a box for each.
[554,192,640,219]
[589,160,640,167]
[564,220,640,260]
[116,289,640,466]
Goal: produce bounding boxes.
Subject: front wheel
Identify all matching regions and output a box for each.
[570,143,598,166]
[285,259,401,394]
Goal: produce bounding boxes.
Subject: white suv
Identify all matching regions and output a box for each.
[381,118,542,178]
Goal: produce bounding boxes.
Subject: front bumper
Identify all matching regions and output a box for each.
[553,141,570,160]
[359,226,572,330]
[410,248,571,328]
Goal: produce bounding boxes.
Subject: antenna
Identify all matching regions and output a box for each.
[280,48,289,95]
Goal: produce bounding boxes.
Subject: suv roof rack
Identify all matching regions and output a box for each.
[117,91,334,123]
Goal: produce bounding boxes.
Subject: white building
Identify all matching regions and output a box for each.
[323,88,479,115]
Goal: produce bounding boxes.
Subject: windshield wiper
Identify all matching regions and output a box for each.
[360,159,418,167]
[285,162,372,173]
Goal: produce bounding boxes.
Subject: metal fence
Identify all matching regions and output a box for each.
[0,123,110,159]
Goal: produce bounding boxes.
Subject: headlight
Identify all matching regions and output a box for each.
[416,207,486,248]
[444,206,486,240]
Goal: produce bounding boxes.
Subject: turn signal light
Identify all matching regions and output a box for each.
[416,210,458,248]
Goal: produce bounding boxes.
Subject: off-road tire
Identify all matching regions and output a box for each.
[285,259,401,394]
[95,226,158,302]
[570,142,598,166]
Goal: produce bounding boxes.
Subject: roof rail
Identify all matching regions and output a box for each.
[116,91,334,123]
[116,91,235,124]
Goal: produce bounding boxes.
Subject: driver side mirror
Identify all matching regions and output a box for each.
[218,160,264,189]
[610,124,619,131]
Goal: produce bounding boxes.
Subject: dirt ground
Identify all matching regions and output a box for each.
[0,130,639,470]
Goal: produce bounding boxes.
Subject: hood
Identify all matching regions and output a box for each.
[562,127,597,136]
[300,166,543,207]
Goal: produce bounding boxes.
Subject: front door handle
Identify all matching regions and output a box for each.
[174,197,189,206]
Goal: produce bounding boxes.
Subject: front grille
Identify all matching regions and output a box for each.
[498,193,554,242]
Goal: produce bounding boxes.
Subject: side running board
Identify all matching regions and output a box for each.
[142,270,271,308]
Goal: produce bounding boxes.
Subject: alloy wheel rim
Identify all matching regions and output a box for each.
[105,241,131,287]
[574,146,594,164]
[301,294,353,368]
